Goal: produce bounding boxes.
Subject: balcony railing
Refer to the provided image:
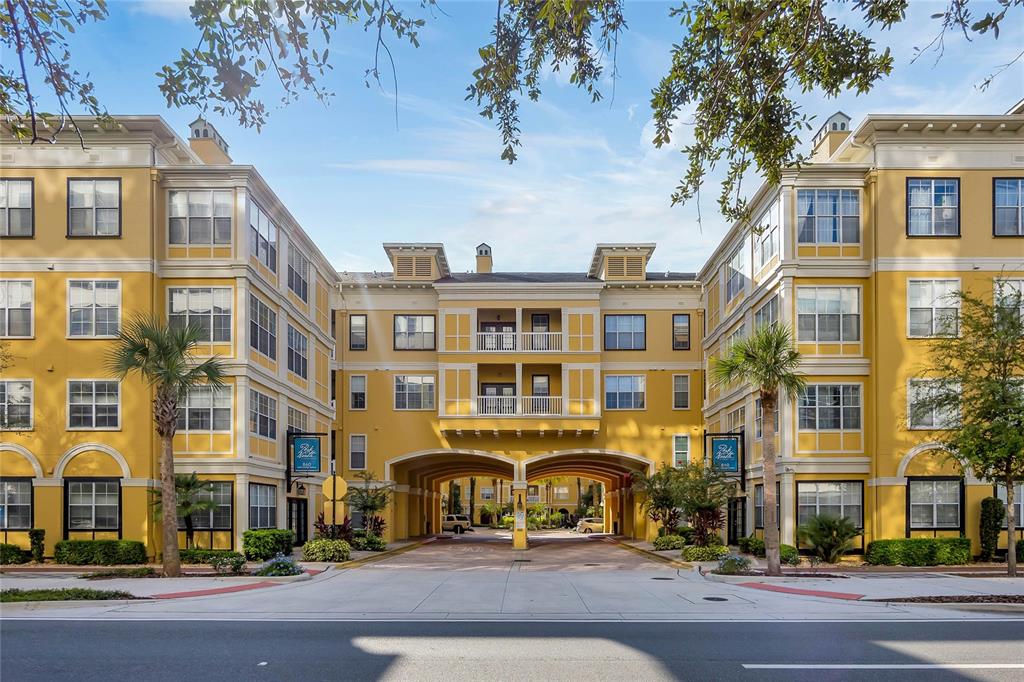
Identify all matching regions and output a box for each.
[521,395,562,416]
[473,395,564,416]
[473,331,562,352]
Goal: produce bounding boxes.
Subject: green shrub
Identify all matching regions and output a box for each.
[253,554,303,576]
[676,526,695,544]
[302,539,352,562]
[28,529,45,563]
[738,535,765,557]
[979,497,1005,562]
[52,540,146,566]
[179,548,239,564]
[1,588,135,603]
[0,543,30,565]
[717,553,752,574]
[85,567,156,579]
[1017,541,1023,563]
[653,535,685,551]
[209,552,246,575]
[865,538,972,566]
[798,515,861,564]
[780,544,800,566]
[682,544,729,562]
[242,529,295,561]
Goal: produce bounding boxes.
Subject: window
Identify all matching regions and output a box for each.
[907,178,959,236]
[797,287,860,342]
[754,295,779,329]
[555,486,570,500]
[995,279,1024,322]
[797,189,859,243]
[248,390,277,439]
[349,434,367,470]
[754,224,779,268]
[798,385,861,430]
[169,287,232,342]
[180,481,232,530]
[996,484,1023,529]
[909,479,961,529]
[68,179,120,236]
[349,375,367,410]
[531,375,549,397]
[349,314,367,350]
[0,479,32,529]
[288,247,311,302]
[725,245,748,302]
[995,179,1024,236]
[725,406,745,433]
[68,280,120,337]
[754,483,780,529]
[672,434,689,468]
[604,315,645,350]
[480,487,495,501]
[394,375,436,410]
[0,179,33,236]
[67,480,119,530]
[248,483,277,529]
[68,380,119,429]
[249,202,278,272]
[672,314,690,350]
[287,406,308,433]
[168,190,232,245]
[672,375,690,409]
[287,325,309,379]
[605,375,645,410]
[908,280,959,337]
[393,315,435,350]
[0,380,32,430]
[176,386,231,432]
[797,482,863,527]
[908,379,959,429]
[754,398,779,439]
[0,280,32,337]
[249,295,277,359]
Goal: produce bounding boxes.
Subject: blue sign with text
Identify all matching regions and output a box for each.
[710,437,740,473]
[292,437,321,473]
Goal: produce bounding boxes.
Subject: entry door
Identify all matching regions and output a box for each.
[727,497,746,545]
[288,498,308,545]
[481,383,515,415]
[481,322,515,350]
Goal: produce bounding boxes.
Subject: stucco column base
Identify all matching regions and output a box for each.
[511,482,528,550]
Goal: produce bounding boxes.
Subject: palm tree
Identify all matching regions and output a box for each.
[150,473,217,549]
[108,316,225,577]
[469,477,476,525]
[711,323,804,576]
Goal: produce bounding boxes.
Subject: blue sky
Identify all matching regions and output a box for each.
[39,1,1024,272]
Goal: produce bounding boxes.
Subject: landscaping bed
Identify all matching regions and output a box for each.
[867,595,1024,604]
[710,570,849,579]
[1,588,140,603]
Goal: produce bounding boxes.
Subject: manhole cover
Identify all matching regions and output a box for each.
[651,577,674,581]
[512,559,531,563]
[703,597,728,602]
[584,563,601,566]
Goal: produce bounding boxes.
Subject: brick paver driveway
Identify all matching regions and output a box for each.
[365,529,657,572]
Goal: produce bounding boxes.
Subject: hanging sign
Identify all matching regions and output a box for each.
[292,436,322,473]
[710,436,741,473]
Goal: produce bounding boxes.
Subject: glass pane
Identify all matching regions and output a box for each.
[95,181,119,208]
[69,181,93,208]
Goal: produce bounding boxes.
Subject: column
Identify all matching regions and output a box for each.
[780,470,796,545]
[514,362,523,414]
[235,474,249,551]
[511,482,528,550]
[392,486,409,541]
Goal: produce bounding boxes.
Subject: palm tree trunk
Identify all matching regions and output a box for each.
[469,477,476,525]
[159,434,181,577]
[185,515,195,550]
[761,391,781,576]
[1007,477,1017,578]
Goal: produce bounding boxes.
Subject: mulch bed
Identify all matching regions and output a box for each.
[868,595,1024,604]
[712,570,848,579]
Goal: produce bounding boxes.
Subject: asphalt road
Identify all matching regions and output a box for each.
[3,620,1023,681]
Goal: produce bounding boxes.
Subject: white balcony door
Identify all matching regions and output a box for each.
[480,322,516,351]
[481,383,516,415]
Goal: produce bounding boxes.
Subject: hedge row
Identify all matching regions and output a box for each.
[53,540,147,565]
[242,529,295,561]
[865,538,971,566]
[0,543,31,565]
[179,548,241,565]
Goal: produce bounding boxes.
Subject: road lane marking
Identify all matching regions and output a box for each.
[744,664,1024,670]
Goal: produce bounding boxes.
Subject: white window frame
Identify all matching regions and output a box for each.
[725,244,748,303]
[908,479,961,529]
[672,374,690,410]
[249,202,278,272]
[907,178,959,236]
[995,279,1024,322]
[287,405,309,433]
[248,482,277,529]
[797,188,860,244]
[349,433,367,471]
[248,389,277,441]
[67,279,121,338]
[393,314,436,350]
[177,385,232,433]
[67,479,120,530]
[672,434,690,468]
[604,375,646,410]
[394,375,436,411]
[179,480,232,530]
[68,178,121,237]
[168,189,232,245]
[754,295,779,329]
[286,324,309,379]
[0,279,33,338]
[907,279,960,338]
[249,294,277,360]
[288,247,311,303]
[349,374,367,411]
[796,481,863,528]
[996,484,1024,529]
[0,178,33,237]
[798,383,861,432]
[907,379,960,430]
[994,178,1024,236]
[754,224,779,269]
[0,379,33,431]
[168,287,232,343]
[67,379,120,430]
[0,478,33,529]
[480,487,495,501]
[604,314,646,350]
[796,286,861,343]
[754,397,779,440]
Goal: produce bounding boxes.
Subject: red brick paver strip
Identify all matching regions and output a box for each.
[152,581,279,599]
[738,582,864,601]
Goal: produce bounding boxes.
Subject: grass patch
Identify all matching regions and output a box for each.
[1,588,136,603]
[83,567,157,580]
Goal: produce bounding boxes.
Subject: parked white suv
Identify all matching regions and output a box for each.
[575,517,604,534]
[442,514,473,534]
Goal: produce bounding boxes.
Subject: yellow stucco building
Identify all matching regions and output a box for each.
[2,105,1022,557]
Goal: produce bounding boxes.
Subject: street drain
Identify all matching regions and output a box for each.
[703,597,728,602]
[584,563,601,566]
[651,577,674,581]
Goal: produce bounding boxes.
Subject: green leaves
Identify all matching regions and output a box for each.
[710,322,804,400]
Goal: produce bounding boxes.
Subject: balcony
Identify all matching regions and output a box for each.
[474,395,565,416]
[475,331,562,352]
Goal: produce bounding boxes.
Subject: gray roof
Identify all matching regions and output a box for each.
[339,271,697,284]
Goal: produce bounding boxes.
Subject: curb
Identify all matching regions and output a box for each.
[332,538,432,570]
[613,540,693,569]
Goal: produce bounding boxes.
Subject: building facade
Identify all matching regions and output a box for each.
[1,118,337,554]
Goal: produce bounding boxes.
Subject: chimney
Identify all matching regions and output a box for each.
[187,117,232,164]
[811,111,852,161]
[476,243,493,273]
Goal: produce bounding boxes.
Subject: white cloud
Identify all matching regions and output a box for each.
[119,0,193,20]
[328,158,480,176]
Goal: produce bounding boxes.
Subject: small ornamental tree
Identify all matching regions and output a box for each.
[631,466,684,536]
[677,462,735,547]
[911,285,1024,577]
[342,471,394,532]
